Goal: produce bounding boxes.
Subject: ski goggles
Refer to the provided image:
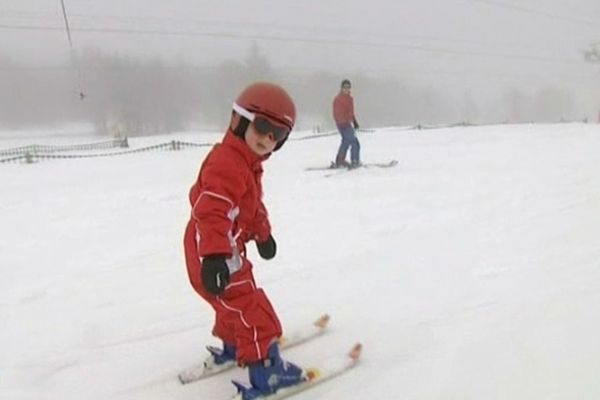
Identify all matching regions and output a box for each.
[253,116,289,142]
[233,102,290,142]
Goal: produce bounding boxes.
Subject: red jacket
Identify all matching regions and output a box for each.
[333,92,355,127]
[185,130,271,277]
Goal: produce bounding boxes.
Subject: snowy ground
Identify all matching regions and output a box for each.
[1,123,600,400]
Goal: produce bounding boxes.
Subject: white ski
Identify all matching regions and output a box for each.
[231,342,363,400]
[178,314,330,384]
[306,160,398,172]
[323,160,399,177]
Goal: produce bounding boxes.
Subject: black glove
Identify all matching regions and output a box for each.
[201,255,230,295]
[353,119,360,130]
[256,234,277,260]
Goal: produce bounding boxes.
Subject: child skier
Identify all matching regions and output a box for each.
[183,82,305,399]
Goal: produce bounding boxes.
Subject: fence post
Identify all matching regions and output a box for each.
[25,152,33,164]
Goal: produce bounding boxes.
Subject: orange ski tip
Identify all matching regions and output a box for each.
[314,314,330,329]
[349,343,362,360]
[305,368,321,381]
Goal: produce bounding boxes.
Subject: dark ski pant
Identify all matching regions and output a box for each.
[336,125,360,165]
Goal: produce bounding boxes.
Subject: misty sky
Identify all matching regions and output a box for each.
[1,0,600,118]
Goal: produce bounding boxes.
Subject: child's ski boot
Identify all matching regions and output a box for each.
[232,343,306,400]
[204,342,236,371]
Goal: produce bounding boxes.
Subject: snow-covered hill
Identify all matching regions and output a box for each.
[2,123,599,400]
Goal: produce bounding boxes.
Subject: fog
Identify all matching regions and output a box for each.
[1,0,599,134]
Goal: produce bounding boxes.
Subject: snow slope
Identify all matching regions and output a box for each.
[1,123,600,400]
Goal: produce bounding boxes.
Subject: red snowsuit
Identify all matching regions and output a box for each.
[183,130,282,364]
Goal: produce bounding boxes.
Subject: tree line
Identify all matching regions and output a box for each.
[0,45,582,136]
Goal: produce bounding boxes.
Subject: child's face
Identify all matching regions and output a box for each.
[245,122,279,156]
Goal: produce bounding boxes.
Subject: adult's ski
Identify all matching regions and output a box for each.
[306,160,399,173]
[323,160,399,177]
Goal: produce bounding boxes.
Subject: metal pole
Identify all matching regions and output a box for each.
[60,0,85,100]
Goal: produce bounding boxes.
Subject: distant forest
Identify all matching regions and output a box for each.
[0,45,582,136]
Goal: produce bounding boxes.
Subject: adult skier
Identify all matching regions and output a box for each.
[332,79,361,168]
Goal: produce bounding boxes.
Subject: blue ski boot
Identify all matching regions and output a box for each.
[204,342,236,371]
[232,343,305,400]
